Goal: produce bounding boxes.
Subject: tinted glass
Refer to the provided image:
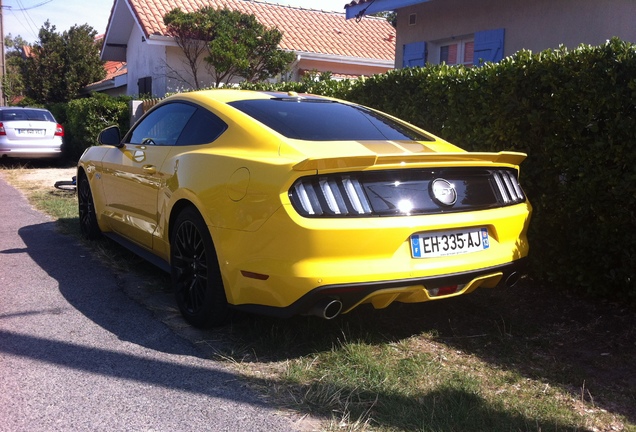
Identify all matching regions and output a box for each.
[126,102,197,146]
[228,99,432,141]
[176,107,228,145]
[0,109,55,122]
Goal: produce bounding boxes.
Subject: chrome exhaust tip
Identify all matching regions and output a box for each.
[504,272,520,288]
[308,299,343,320]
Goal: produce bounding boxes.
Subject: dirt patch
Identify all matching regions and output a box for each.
[0,164,76,190]
[21,168,76,189]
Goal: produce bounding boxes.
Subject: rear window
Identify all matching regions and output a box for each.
[0,109,55,122]
[228,99,433,141]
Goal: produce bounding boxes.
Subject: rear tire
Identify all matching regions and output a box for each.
[171,207,230,328]
[78,174,101,240]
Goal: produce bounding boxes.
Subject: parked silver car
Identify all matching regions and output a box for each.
[0,107,64,159]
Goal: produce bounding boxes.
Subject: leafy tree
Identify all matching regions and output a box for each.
[164,9,213,89]
[164,7,295,88]
[2,34,29,103]
[372,11,397,28]
[20,21,105,103]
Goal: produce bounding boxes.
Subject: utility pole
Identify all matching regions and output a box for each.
[0,0,5,106]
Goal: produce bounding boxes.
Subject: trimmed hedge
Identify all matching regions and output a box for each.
[245,38,636,299]
[56,93,131,161]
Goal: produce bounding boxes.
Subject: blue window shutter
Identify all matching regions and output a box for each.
[473,28,505,66]
[402,41,426,68]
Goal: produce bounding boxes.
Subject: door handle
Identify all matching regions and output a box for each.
[142,165,156,174]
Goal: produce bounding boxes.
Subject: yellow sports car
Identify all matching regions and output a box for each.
[78,90,531,327]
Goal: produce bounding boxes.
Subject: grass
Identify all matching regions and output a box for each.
[2,164,634,432]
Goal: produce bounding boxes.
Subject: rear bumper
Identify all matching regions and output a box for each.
[233,258,527,318]
[0,138,63,159]
[0,148,62,159]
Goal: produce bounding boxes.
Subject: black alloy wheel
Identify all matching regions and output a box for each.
[77,174,101,240]
[171,207,230,328]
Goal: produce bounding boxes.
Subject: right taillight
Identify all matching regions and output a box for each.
[55,124,64,137]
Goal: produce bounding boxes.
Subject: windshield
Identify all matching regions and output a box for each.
[228,99,433,141]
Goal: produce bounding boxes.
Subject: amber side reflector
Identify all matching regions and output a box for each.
[240,270,270,280]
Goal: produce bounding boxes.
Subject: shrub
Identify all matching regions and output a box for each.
[64,93,131,161]
[246,38,636,299]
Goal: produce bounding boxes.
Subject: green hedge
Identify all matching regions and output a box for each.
[55,93,131,161]
[246,38,636,299]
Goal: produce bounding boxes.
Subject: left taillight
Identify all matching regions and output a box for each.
[0,122,6,136]
[290,175,373,217]
[55,124,64,137]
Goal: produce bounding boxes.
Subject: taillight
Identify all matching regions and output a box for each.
[0,122,5,136]
[290,176,372,217]
[289,168,526,218]
[55,124,64,137]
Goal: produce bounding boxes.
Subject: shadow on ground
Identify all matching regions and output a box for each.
[13,219,635,431]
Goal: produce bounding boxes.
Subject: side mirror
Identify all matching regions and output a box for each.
[98,126,122,147]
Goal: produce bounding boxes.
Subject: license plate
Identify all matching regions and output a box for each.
[18,129,45,136]
[410,227,490,258]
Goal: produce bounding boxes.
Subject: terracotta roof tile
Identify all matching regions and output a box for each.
[103,61,128,80]
[128,0,395,60]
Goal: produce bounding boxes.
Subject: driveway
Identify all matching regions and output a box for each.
[0,176,303,432]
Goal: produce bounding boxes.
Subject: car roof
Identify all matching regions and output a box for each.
[167,89,331,105]
[0,106,50,111]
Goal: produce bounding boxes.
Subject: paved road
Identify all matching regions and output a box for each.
[0,176,303,432]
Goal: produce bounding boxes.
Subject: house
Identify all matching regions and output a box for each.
[345,0,636,68]
[99,0,396,97]
[82,61,128,96]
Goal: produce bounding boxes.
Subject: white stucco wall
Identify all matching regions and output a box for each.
[164,46,220,93]
[126,26,169,97]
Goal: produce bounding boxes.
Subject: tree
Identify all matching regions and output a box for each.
[2,34,29,103]
[164,7,295,88]
[164,9,213,89]
[20,21,105,103]
[372,11,397,28]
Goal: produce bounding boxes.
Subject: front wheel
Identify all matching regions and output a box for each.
[171,207,230,328]
[77,174,101,239]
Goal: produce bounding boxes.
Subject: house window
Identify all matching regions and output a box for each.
[417,28,504,68]
[138,76,152,96]
[439,38,474,66]
[409,14,417,25]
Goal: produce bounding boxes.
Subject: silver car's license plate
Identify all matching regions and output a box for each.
[18,129,46,136]
[410,227,490,258]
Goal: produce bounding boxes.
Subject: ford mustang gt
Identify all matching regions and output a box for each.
[78,90,531,327]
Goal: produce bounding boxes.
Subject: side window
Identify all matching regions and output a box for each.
[126,103,197,146]
[177,108,228,145]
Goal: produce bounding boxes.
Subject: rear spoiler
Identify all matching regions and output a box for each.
[292,151,527,172]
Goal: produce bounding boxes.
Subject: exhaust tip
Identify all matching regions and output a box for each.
[504,272,520,288]
[307,299,343,320]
